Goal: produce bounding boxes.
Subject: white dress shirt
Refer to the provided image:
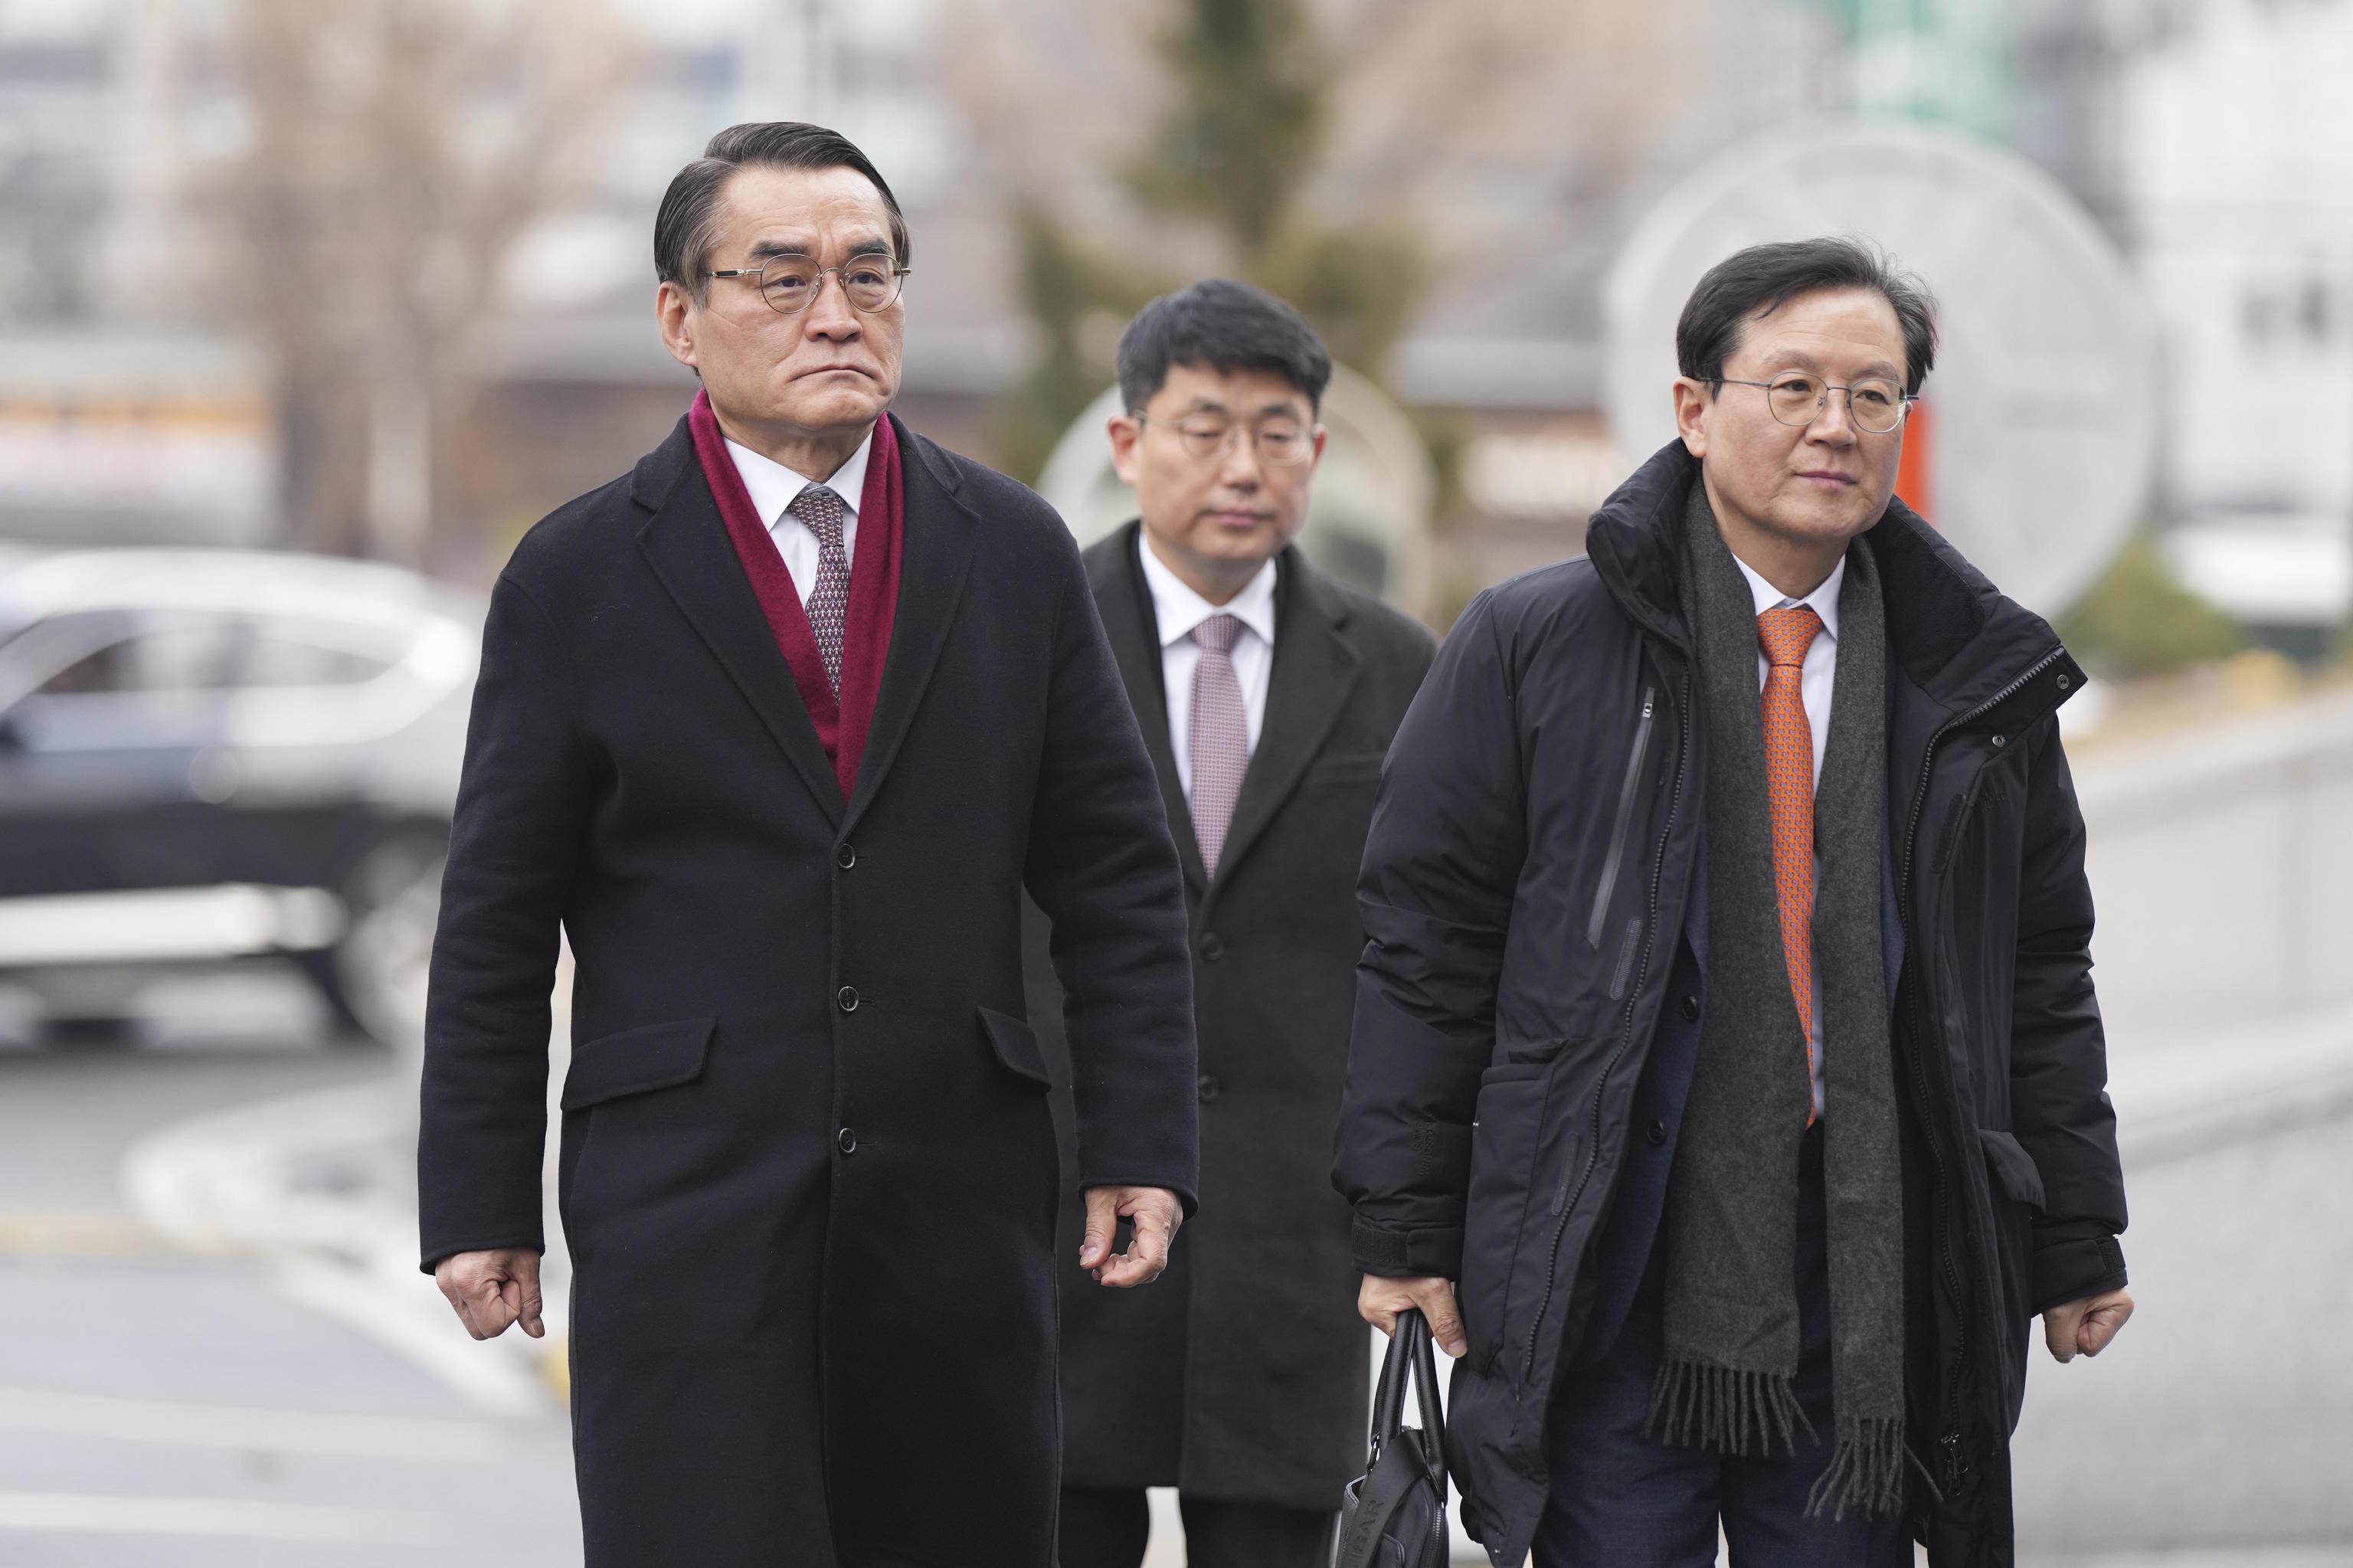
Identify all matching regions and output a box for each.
[1137,536,1278,804]
[1732,551,1845,1120]
[723,430,874,607]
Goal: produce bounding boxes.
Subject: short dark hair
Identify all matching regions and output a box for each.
[1675,237,1938,395]
[654,122,910,305]
[1116,279,1334,414]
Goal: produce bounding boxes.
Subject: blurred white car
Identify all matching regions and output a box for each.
[0,547,483,1048]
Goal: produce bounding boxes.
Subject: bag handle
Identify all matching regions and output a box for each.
[1409,1305,1448,1503]
[1366,1306,1419,1462]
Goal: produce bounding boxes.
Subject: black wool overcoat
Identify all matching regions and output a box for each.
[417,414,1198,1568]
[1028,525,1434,1511]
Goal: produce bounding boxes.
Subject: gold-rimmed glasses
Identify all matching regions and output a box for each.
[705,254,911,315]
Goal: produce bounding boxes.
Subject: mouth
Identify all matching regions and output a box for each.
[1203,508,1275,529]
[1795,469,1859,489]
[796,363,874,381]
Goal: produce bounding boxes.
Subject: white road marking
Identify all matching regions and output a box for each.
[273,1255,553,1419]
[0,1385,509,1461]
[0,1490,437,1542]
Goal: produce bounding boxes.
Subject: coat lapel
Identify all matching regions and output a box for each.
[843,416,977,832]
[1097,525,1208,898]
[1208,549,1360,901]
[633,418,844,826]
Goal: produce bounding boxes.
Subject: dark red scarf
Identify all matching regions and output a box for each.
[688,388,903,800]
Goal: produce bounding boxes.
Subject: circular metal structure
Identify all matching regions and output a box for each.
[1604,120,2158,617]
[1036,365,1435,617]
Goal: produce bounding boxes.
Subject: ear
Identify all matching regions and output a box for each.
[1107,414,1144,487]
[1672,376,1712,458]
[656,280,701,372]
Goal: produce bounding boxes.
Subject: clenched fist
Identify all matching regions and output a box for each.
[1358,1273,1467,1358]
[435,1247,545,1340]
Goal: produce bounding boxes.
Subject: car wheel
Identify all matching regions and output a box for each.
[318,831,445,1054]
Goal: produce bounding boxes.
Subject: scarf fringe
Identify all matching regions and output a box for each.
[1803,1416,1906,1521]
[1641,1356,1815,1458]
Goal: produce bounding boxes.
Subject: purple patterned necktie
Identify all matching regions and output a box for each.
[788,483,850,696]
[1189,614,1249,876]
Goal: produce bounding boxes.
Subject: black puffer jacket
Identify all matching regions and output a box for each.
[1334,444,2128,1567]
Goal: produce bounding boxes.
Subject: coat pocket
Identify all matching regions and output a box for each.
[1458,1058,1563,1371]
[561,1017,715,1110]
[980,1005,1054,1088]
[1976,1128,2046,1212]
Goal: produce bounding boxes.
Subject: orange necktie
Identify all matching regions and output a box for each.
[1757,604,1824,1122]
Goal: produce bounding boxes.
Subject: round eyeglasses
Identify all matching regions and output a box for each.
[1137,414,1316,467]
[1717,373,1913,434]
[705,254,911,316]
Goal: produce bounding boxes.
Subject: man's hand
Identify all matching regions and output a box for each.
[1359,1273,1468,1359]
[2042,1287,2133,1363]
[434,1248,546,1340]
[1078,1185,1183,1288]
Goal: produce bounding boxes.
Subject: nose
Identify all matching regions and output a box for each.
[1216,433,1265,489]
[803,272,860,339]
[1807,389,1857,444]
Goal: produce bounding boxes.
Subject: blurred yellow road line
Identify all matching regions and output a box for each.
[0,1210,183,1258]
[540,1334,571,1402]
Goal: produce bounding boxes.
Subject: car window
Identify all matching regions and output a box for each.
[38,618,243,696]
[240,631,398,688]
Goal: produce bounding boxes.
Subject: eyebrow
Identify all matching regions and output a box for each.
[1757,349,1904,381]
[746,234,894,262]
[1175,396,1308,419]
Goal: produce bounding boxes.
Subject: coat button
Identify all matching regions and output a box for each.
[1200,932,1225,961]
[836,842,856,869]
[837,1128,857,1154]
[1680,994,1700,1022]
[1646,1118,1668,1147]
[836,986,859,1013]
[1197,1075,1221,1104]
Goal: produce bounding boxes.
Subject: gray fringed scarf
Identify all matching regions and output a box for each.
[1644,484,1906,1520]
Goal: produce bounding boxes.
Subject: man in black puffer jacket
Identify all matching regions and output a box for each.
[1334,238,2132,1568]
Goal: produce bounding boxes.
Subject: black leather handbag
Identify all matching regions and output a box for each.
[1334,1308,1451,1568]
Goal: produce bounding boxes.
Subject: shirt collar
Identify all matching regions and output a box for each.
[1732,551,1844,644]
[1137,532,1279,651]
[725,427,875,532]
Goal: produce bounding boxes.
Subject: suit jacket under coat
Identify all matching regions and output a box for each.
[1029,524,1434,1511]
[417,414,1196,1568]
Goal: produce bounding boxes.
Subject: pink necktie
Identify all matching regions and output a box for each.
[1189,614,1248,876]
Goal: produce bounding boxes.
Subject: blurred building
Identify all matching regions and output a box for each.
[11,0,2329,641]
[2117,0,2353,654]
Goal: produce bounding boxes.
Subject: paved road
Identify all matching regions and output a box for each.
[1,988,2343,1568]
[0,1027,581,1567]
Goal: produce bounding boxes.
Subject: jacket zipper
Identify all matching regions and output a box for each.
[1524,669,1690,1377]
[1896,646,2063,1491]
[1586,688,1657,948]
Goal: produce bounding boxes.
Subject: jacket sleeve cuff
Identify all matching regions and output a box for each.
[1353,1217,1464,1279]
[1074,1173,1200,1221]
[2031,1228,2127,1314]
[417,1232,545,1276]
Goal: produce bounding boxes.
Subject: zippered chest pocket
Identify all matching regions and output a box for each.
[1586,686,1658,996]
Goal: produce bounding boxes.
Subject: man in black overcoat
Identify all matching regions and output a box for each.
[416,123,1198,1568]
[1029,282,1435,1567]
